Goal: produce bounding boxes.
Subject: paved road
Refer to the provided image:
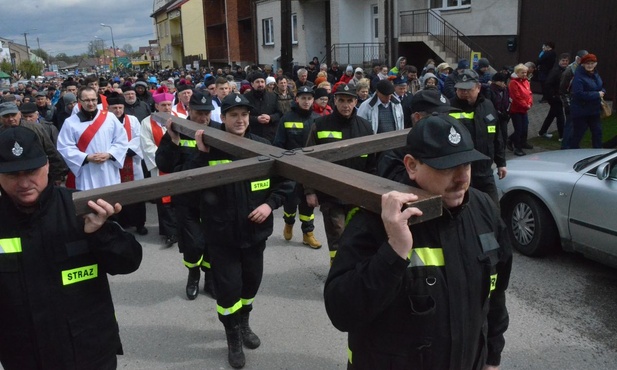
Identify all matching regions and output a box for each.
[108,202,617,370]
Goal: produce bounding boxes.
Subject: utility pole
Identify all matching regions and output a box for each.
[101,23,117,70]
[280,0,293,75]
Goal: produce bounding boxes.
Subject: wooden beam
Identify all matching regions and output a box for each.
[73,157,275,215]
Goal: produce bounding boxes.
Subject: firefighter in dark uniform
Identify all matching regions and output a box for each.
[304,83,375,264]
[0,126,143,370]
[324,115,512,370]
[272,85,322,249]
[186,93,292,369]
[155,90,219,300]
[449,69,507,206]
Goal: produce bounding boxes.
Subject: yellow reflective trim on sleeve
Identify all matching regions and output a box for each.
[345,207,360,226]
[329,250,337,258]
[408,248,445,267]
[241,297,255,306]
[317,131,343,139]
[208,159,232,166]
[0,238,22,254]
[284,121,304,129]
[179,139,197,147]
[490,273,498,294]
[62,264,98,285]
[348,347,353,364]
[487,125,496,133]
[449,112,475,120]
[251,179,270,191]
[360,154,368,158]
[201,259,211,269]
[183,256,204,269]
[217,300,243,316]
[298,213,314,222]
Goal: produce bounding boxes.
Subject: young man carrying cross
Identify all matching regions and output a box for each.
[187,93,292,369]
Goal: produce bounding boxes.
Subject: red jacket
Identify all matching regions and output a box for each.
[508,75,533,114]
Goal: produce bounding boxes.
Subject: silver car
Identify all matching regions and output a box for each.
[495,149,617,268]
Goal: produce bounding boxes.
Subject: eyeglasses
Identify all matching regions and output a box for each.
[80,99,98,104]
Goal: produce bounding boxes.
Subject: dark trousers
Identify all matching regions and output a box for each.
[283,183,315,233]
[319,202,349,254]
[509,113,529,150]
[210,240,266,328]
[156,200,177,237]
[561,113,574,149]
[175,205,210,269]
[569,115,603,149]
[117,201,146,229]
[539,99,565,138]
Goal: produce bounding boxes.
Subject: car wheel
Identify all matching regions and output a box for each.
[503,193,558,257]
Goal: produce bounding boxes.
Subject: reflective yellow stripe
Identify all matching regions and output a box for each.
[217,300,243,316]
[179,139,197,147]
[284,121,304,129]
[408,248,445,267]
[317,131,343,139]
[209,159,232,166]
[329,250,337,258]
[62,264,98,285]
[241,298,254,306]
[449,112,475,120]
[360,154,368,158]
[0,238,22,254]
[251,179,270,191]
[298,213,314,222]
[184,256,203,269]
[201,259,211,269]
[284,211,296,218]
[490,273,498,295]
[348,347,353,364]
[345,207,360,226]
[487,125,496,133]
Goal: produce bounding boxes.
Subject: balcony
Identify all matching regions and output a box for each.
[171,34,183,46]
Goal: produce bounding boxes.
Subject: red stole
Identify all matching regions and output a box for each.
[174,103,187,116]
[119,116,134,183]
[66,110,109,189]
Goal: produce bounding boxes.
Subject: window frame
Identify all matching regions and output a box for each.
[429,0,471,10]
[263,18,274,46]
[291,13,298,45]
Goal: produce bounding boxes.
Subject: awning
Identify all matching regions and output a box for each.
[0,71,10,78]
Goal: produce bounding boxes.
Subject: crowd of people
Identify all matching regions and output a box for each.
[0,43,608,369]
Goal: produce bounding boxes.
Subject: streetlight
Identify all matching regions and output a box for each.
[22,28,37,61]
[100,23,117,70]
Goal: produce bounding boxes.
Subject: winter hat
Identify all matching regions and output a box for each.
[477,58,490,68]
[457,59,470,70]
[266,76,276,85]
[314,88,329,100]
[345,65,353,73]
[580,54,597,64]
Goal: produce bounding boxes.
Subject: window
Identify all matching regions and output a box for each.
[429,0,470,9]
[372,5,378,39]
[263,18,274,46]
[291,14,298,44]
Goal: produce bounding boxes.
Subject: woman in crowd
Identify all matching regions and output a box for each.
[508,63,534,156]
[569,53,605,149]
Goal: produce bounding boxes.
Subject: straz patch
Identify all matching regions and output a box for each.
[62,264,98,285]
[250,179,270,191]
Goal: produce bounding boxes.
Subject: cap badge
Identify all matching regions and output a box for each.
[344,85,349,91]
[302,87,308,92]
[461,75,468,82]
[448,127,461,145]
[12,141,24,157]
[235,95,241,103]
[440,95,446,103]
[201,96,207,104]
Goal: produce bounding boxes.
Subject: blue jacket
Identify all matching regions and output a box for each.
[570,65,605,118]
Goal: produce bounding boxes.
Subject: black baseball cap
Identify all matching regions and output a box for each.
[410,89,459,114]
[0,126,48,173]
[221,93,254,113]
[333,83,357,98]
[189,91,214,111]
[406,115,489,169]
[454,69,480,89]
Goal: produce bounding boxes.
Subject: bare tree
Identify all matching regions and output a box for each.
[123,44,134,55]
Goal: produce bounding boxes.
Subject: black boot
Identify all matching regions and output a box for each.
[203,269,217,299]
[185,267,200,300]
[225,325,245,368]
[240,312,261,349]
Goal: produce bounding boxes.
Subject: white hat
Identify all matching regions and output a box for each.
[266,76,276,85]
[354,67,364,74]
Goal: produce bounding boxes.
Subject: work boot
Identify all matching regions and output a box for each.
[302,232,322,249]
[185,267,200,300]
[203,269,217,299]
[240,312,261,349]
[225,325,245,368]
[283,223,293,241]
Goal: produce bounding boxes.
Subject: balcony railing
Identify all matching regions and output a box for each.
[171,34,183,46]
[329,43,385,67]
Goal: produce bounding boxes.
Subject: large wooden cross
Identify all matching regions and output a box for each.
[72,113,442,224]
